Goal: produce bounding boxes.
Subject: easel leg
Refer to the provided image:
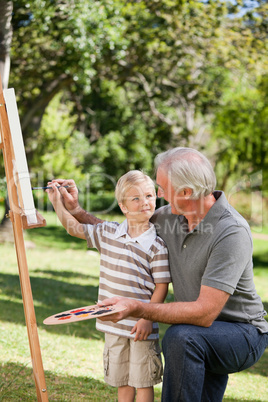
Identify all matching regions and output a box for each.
[0,79,48,400]
[11,211,48,401]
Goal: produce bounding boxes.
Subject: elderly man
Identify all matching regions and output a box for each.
[55,147,268,402]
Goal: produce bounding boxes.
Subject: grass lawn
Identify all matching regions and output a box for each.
[0,211,267,401]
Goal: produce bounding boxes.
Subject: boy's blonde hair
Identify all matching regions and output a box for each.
[115,170,156,204]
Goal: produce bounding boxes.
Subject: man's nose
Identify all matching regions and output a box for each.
[157,187,164,197]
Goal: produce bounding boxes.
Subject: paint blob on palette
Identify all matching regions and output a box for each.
[43,304,126,325]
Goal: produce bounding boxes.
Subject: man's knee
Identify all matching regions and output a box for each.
[162,325,193,356]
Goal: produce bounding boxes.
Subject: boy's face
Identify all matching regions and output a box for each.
[119,180,156,222]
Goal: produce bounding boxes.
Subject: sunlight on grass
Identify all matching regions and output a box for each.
[224,361,268,401]
[0,217,267,401]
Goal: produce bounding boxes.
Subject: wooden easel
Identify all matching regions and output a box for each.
[0,77,48,401]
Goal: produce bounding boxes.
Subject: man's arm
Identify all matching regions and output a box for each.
[100,285,230,327]
[48,179,104,225]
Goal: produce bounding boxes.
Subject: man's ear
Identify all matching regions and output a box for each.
[119,203,128,215]
[184,188,192,199]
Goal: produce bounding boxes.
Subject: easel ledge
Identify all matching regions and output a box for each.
[6,209,46,229]
[21,209,46,229]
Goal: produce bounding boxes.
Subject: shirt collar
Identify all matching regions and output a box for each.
[115,219,157,251]
[192,191,227,233]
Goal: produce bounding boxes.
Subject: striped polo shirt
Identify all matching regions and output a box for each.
[83,220,171,339]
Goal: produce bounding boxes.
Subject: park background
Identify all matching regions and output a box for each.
[0,0,267,400]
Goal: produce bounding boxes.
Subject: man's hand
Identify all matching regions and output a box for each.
[131,319,153,342]
[98,297,141,322]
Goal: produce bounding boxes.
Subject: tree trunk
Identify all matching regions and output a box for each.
[0,1,13,88]
[0,198,14,242]
[0,0,13,242]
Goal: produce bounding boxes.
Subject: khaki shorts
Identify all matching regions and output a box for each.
[103,333,163,388]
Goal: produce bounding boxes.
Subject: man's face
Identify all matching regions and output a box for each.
[156,168,186,215]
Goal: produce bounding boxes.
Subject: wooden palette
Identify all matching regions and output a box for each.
[43,304,126,325]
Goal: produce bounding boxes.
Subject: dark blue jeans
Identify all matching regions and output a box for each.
[161,321,268,402]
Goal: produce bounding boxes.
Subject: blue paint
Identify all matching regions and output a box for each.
[91,309,112,315]
[55,313,71,318]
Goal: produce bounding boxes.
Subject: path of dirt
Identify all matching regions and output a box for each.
[251,232,268,241]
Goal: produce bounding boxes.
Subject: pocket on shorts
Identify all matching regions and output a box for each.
[149,342,163,381]
[103,347,109,377]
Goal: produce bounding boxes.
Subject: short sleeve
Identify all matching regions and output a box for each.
[83,223,103,252]
[151,244,171,284]
[201,225,253,294]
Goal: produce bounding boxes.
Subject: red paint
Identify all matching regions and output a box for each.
[70,308,85,313]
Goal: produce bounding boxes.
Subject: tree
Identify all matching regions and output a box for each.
[0,0,13,89]
[0,0,13,241]
[7,0,268,190]
[212,75,268,191]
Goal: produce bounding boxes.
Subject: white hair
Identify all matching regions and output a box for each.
[155,147,216,199]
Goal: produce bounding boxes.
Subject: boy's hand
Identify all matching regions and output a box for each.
[47,179,79,213]
[131,318,153,342]
[46,182,63,207]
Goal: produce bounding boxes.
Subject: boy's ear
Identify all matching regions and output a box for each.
[119,203,128,215]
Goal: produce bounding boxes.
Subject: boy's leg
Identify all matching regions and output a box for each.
[103,334,130,387]
[118,385,135,402]
[128,339,163,389]
[118,384,154,402]
[136,386,154,402]
[161,322,268,402]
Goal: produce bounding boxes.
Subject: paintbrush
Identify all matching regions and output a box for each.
[32,185,76,190]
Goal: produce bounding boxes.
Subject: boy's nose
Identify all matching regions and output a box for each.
[142,196,149,205]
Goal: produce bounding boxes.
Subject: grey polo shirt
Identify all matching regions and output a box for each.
[151,191,268,333]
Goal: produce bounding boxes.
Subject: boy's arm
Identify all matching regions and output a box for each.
[131,282,169,342]
[48,179,103,225]
[47,184,86,239]
[150,283,169,304]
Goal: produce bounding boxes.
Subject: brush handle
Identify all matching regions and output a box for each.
[32,185,75,190]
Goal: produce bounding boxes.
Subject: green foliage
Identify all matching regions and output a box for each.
[29,92,88,184]
[3,0,267,190]
[212,74,268,190]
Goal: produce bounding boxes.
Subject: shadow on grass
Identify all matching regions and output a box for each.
[0,272,101,339]
[223,399,264,402]
[239,347,268,379]
[0,271,172,343]
[0,361,162,401]
[0,361,120,401]
[253,254,268,269]
[1,359,266,402]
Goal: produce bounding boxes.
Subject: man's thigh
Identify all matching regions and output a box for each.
[162,321,268,375]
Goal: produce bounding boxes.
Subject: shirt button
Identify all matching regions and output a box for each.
[183,244,187,248]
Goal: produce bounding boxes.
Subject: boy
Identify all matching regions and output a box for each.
[47,170,171,402]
